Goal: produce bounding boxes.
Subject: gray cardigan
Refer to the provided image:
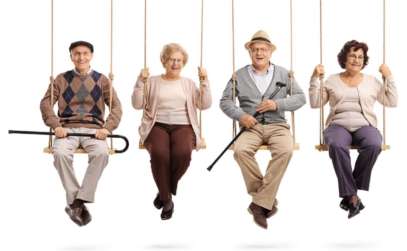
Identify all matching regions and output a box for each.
[220,64,306,124]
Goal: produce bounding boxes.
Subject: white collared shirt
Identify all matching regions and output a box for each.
[73,67,92,75]
[248,64,274,95]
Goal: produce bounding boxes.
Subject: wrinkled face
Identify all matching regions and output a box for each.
[249,42,272,69]
[164,51,184,77]
[345,47,364,73]
[70,45,93,73]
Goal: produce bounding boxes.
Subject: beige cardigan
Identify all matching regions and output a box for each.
[309,73,398,127]
[132,75,212,149]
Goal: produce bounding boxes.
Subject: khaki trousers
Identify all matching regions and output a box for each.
[52,128,109,205]
[233,123,293,210]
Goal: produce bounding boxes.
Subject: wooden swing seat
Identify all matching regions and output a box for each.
[315,144,390,151]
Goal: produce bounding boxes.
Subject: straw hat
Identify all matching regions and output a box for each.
[244,30,276,51]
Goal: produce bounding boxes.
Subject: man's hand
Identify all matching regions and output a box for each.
[54,127,67,138]
[239,114,258,129]
[95,128,110,140]
[256,99,278,113]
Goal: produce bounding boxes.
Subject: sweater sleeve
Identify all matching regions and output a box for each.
[377,75,398,107]
[274,76,306,111]
[102,76,122,132]
[309,76,329,108]
[219,78,246,121]
[39,76,62,129]
[193,79,212,110]
[132,77,147,110]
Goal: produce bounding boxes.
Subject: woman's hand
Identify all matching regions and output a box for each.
[139,68,149,82]
[379,64,392,79]
[198,67,207,81]
[312,64,325,79]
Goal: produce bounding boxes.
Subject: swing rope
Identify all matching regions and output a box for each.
[289,0,299,150]
[382,0,389,150]
[199,0,206,148]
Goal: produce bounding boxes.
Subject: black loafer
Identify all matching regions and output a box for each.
[81,204,92,226]
[161,201,174,220]
[65,206,83,226]
[153,194,163,209]
[340,198,365,211]
[348,199,362,219]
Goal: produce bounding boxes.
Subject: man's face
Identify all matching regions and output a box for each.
[70,45,93,73]
[249,42,272,69]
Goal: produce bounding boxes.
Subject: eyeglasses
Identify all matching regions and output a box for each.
[348,54,364,61]
[250,47,270,53]
[167,58,183,64]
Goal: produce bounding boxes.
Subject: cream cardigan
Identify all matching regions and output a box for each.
[132,75,212,149]
[309,73,398,128]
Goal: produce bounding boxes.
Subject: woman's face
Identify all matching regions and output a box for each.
[164,51,184,77]
[345,47,364,73]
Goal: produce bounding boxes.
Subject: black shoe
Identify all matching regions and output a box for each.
[340,198,365,211]
[81,204,92,226]
[161,200,174,220]
[348,198,362,219]
[65,206,83,226]
[153,193,163,209]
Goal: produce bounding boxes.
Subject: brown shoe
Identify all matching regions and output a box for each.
[265,199,278,218]
[65,206,83,226]
[265,206,278,218]
[247,202,268,229]
[81,204,92,226]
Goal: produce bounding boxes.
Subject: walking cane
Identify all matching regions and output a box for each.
[8,130,129,154]
[207,82,286,171]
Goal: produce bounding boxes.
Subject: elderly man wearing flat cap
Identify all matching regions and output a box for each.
[220,30,306,229]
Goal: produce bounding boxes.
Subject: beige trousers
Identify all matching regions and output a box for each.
[52,128,109,205]
[233,123,293,210]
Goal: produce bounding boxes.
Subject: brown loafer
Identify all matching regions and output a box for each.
[65,206,83,226]
[248,202,268,229]
[265,206,278,218]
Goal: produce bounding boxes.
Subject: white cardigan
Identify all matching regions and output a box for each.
[309,73,398,128]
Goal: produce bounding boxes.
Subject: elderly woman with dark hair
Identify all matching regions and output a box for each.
[132,43,211,220]
[309,40,398,218]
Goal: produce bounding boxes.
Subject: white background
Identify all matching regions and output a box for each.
[1,0,406,250]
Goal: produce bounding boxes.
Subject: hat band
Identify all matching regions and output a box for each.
[251,37,271,43]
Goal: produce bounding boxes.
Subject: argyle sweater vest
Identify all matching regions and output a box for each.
[41,70,122,131]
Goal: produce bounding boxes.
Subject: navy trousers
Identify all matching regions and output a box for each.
[324,125,382,198]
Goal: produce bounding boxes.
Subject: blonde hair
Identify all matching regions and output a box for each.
[160,43,188,66]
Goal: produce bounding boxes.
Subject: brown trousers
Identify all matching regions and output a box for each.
[145,123,195,203]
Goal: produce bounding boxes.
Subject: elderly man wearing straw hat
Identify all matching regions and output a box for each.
[220,30,306,229]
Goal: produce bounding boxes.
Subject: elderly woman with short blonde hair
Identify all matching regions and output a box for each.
[132,43,211,220]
